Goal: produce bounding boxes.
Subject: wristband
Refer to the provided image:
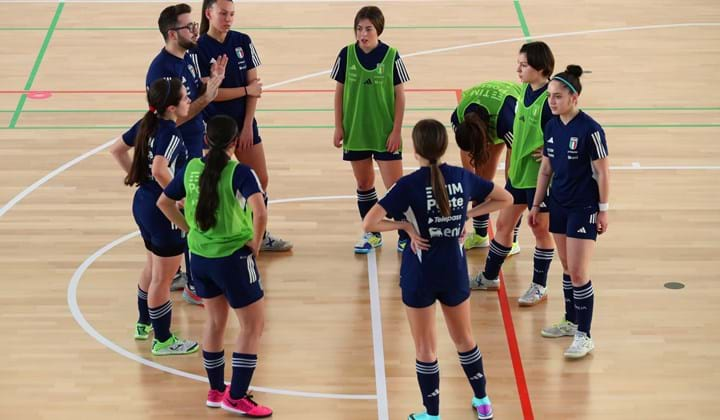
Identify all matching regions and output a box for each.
[598,202,609,212]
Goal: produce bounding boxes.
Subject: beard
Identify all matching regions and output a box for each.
[178,36,197,51]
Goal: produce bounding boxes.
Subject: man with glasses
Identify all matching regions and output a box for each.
[145,3,228,304]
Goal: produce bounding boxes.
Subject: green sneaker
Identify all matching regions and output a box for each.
[508,241,521,256]
[151,334,199,356]
[134,323,153,340]
[354,233,382,254]
[464,232,489,250]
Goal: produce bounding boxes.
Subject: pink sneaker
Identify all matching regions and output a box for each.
[221,393,273,418]
[206,387,226,408]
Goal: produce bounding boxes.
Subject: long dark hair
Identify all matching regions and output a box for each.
[413,119,451,217]
[195,115,239,231]
[455,108,491,168]
[200,0,231,35]
[125,78,184,186]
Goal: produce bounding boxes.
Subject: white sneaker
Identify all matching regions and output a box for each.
[541,318,578,338]
[260,231,293,252]
[564,332,594,359]
[508,241,521,256]
[470,271,500,290]
[518,283,547,306]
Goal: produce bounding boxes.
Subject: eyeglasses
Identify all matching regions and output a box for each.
[170,22,199,33]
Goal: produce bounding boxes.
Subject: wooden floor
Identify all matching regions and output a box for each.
[1,1,719,419]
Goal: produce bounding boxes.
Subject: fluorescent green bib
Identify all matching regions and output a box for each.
[342,44,398,152]
[183,158,254,258]
[456,81,522,145]
[508,83,548,188]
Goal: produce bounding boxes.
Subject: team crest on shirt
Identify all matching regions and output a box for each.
[377,65,383,74]
[235,47,245,59]
[569,137,579,150]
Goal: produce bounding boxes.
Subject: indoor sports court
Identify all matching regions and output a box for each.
[0,0,718,419]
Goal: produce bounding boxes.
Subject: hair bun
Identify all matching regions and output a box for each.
[566,65,583,78]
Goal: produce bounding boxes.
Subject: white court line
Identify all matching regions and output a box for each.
[2,22,719,219]
[0,19,715,407]
[66,195,378,401]
[366,250,390,420]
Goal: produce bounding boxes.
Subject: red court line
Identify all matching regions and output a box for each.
[456,79,533,419]
[491,222,535,420]
[0,88,459,95]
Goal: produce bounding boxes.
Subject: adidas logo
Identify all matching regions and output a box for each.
[363,78,373,85]
[577,227,587,234]
[426,389,440,398]
[469,372,484,381]
[547,137,554,144]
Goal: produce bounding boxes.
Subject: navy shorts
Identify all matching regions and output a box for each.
[402,285,470,309]
[400,249,470,308]
[343,150,402,161]
[548,196,599,241]
[190,246,264,309]
[132,188,185,257]
[505,179,549,212]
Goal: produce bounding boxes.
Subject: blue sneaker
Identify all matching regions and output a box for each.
[354,233,382,254]
[472,396,494,419]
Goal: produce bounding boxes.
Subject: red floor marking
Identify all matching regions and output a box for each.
[455,84,534,419]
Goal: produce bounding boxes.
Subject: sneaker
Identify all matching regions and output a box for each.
[464,232,489,250]
[134,323,153,340]
[182,284,203,306]
[472,396,494,420]
[541,318,578,338]
[564,331,595,359]
[470,271,500,290]
[408,412,440,420]
[151,334,199,356]
[354,232,382,254]
[221,393,273,418]
[508,241,521,256]
[170,270,187,291]
[206,387,227,408]
[260,231,293,252]
[397,238,409,252]
[518,282,548,306]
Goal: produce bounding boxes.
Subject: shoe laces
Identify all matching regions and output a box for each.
[243,393,258,407]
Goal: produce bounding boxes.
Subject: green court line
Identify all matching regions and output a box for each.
[0,25,520,31]
[513,0,532,40]
[8,3,63,128]
[2,123,719,130]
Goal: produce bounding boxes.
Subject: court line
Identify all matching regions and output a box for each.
[513,0,531,40]
[8,2,63,128]
[0,88,459,94]
[66,195,380,401]
[0,16,710,414]
[366,250,390,420]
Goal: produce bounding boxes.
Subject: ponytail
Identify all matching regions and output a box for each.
[125,77,184,187]
[195,114,239,231]
[125,111,159,186]
[196,146,230,231]
[429,160,451,217]
[199,0,213,35]
[455,110,491,168]
[412,119,451,217]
